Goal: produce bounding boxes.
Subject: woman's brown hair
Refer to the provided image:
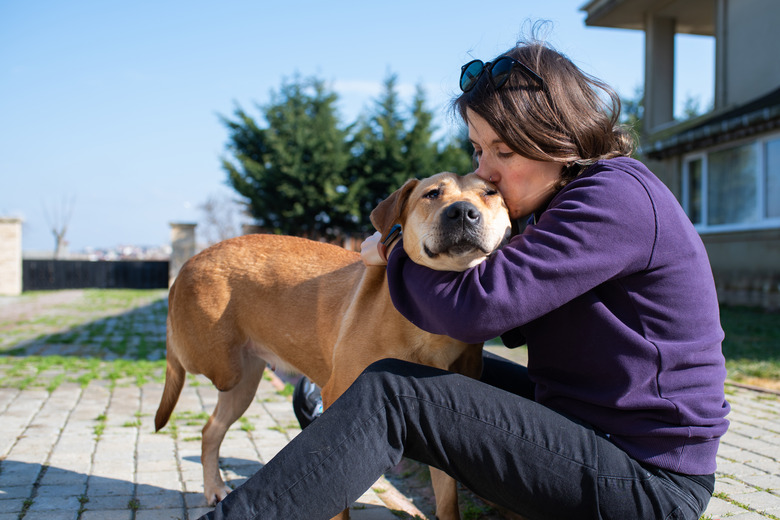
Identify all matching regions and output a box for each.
[454,36,635,188]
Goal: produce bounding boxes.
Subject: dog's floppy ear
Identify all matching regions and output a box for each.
[370,178,419,234]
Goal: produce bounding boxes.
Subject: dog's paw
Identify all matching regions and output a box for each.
[206,485,232,506]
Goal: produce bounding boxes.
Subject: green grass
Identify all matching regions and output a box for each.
[720,306,780,385]
[0,289,169,392]
[0,354,166,391]
[93,413,107,439]
[276,382,295,397]
[0,293,777,395]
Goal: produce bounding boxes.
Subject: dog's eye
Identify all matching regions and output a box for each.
[423,189,441,199]
[484,189,499,196]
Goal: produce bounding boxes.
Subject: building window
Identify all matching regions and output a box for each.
[683,133,780,232]
[685,157,703,225]
[707,143,758,225]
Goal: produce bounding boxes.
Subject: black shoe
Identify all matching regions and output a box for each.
[292,377,323,429]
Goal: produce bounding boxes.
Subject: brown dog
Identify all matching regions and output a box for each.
[154,171,511,519]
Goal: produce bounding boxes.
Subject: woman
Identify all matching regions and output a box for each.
[203,37,729,520]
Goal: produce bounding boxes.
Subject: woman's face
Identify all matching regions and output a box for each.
[467,109,562,220]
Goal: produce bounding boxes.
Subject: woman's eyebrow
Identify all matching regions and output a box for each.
[469,138,505,146]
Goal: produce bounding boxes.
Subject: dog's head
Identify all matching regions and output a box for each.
[370,172,511,271]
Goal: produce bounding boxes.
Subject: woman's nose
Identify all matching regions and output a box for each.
[475,163,498,184]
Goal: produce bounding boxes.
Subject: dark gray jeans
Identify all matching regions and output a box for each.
[201,353,713,520]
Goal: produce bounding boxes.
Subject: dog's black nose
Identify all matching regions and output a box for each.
[445,201,481,226]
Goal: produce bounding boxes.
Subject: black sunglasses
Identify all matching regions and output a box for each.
[459,56,545,93]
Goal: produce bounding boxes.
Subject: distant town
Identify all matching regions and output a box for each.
[23,244,173,262]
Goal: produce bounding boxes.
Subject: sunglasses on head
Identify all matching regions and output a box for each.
[459,56,545,93]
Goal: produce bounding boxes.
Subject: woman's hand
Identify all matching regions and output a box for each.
[360,231,387,266]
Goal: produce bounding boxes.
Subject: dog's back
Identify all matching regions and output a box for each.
[156,234,362,431]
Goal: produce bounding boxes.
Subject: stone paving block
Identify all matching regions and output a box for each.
[136,489,184,509]
[138,458,179,473]
[749,458,780,475]
[81,510,133,520]
[351,507,404,520]
[183,492,209,509]
[99,431,139,446]
[182,479,206,494]
[728,513,780,520]
[136,470,182,489]
[9,443,53,465]
[716,460,764,478]
[0,461,42,488]
[45,456,92,477]
[187,507,212,519]
[135,507,187,520]
[35,483,86,497]
[84,493,135,510]
[742,473,780,492]
[737,437,779,454]
[0,498,25,514]
[0,485,31,500]
[178,466,203,483]
[703,496,751,517]
[90,468,134,486]
[0,388,19,411]
[715,476,756,494]
[730,491,780,512]
[25,494,82,512]
[87,476,135,497]
[23,511,78,520]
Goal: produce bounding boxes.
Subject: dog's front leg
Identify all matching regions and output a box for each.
[430,466,460,520]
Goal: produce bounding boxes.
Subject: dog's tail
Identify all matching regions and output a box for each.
[155,316,186,432]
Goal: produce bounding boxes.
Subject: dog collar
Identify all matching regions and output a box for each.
[381,224,402,249]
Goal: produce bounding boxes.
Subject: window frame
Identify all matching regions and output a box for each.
[681,131,780,234]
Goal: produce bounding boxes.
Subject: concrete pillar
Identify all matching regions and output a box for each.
[0,218,23,296]
[714,0,728,110]
[644,14,676,133]
[169,222,197,287]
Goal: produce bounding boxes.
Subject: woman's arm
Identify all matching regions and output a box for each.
[385,165,658,343]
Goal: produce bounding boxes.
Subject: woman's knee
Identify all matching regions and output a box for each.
[354,358,445,399]
[354,358,416,396]
[364,357,413,375]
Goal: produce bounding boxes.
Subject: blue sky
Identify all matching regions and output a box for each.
[0,1,715,253]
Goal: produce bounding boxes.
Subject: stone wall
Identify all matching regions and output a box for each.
[715,274,780,312]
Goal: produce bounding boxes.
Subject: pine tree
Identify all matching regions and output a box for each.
[345,74,410,231]
[345,75,473,232]
[221,77,353,238]
[221,74,474,238]
[435,123,475,175]
[404,85,439,177]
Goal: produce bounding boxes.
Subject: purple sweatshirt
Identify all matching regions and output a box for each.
[386,157,730,475]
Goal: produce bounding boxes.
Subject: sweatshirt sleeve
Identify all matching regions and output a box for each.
[386,164,658,343]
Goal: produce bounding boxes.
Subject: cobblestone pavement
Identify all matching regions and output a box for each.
[0,290,779,520]
[0,373,419,520]
[0,291,421,520]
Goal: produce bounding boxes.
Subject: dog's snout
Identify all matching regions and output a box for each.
[445,201,481,226]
